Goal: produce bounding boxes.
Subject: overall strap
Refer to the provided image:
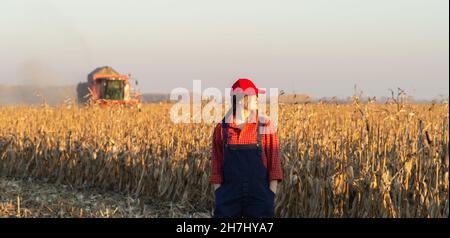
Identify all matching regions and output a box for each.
[257,119,263,156]
[222,118,228,148]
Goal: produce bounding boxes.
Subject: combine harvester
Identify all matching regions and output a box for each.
[77,66,141,108]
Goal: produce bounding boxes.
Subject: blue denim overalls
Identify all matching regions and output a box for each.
[213,119,275,218]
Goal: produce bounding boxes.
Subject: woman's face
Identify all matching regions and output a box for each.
[237,94,258,111]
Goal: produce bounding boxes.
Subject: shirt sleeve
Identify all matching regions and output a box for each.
[209,123,224,184]
[264,120,283,182]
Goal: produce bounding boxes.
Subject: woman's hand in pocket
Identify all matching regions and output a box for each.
[213,184,221,191]
[269,180,278,195]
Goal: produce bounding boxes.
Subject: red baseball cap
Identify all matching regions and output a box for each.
[231,78,266,95]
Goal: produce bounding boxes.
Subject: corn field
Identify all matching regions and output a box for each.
[0,102,448,217]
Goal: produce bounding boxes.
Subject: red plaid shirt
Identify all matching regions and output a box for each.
[209,115,283,184]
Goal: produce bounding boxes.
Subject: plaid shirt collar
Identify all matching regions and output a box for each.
[227,112,258,129]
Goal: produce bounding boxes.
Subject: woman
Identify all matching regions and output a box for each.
[210,78,283,218]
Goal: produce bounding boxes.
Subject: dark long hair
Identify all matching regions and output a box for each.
[232,95,237,118]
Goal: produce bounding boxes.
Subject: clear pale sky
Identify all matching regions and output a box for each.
[1,0,448,99]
